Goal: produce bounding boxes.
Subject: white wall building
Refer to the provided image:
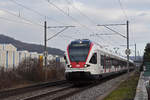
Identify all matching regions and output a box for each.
[0,44,17,51]
[0,44,64,68]
[30,52,39,59]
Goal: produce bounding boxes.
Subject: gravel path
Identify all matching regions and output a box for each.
[65,73,129,100]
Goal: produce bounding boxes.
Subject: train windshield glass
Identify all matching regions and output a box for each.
[69,44,90,62]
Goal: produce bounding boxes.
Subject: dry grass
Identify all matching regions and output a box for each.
[0,58,65,90]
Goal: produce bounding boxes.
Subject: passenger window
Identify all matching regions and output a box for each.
[112,59,118,66]
[89,53,97,64]
[101,55,104,66]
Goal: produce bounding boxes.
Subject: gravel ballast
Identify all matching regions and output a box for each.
[65,73,129,100]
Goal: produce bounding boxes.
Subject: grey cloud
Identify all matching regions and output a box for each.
[0,0,149,54]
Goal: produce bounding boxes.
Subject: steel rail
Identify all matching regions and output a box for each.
[0,80,67,99]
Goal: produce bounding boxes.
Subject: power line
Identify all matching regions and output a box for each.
[46,0,126,47]
[1,9,43,27]
[45,0,97,35]
[46,0,122,47]
[65,0,120,46]
[9,0,67,25]
[47,27,69,41]
[65,0,97,24]
[66,0,127,45]
[0,16,33,25]
[97,24,126,38]
[90,33,112,46]
[97,24,126,26]
[90,33,123,46]
[60,34,77,40]
[10,0,44,16]
[104,25,126,38]
[118,0,128,20]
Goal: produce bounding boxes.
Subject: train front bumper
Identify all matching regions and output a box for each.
[65,72,98,81]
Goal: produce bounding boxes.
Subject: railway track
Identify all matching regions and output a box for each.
[15,83,97,100]
[21,85,74,100]
[17,72,125,100]
[0,72,127,100]
[0,80,68,99]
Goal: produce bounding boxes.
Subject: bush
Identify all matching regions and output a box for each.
[0,58,65,90]
[47,60,65,80]
[17,58,65,82]
[17,58,45,82]
[0,67,23,90]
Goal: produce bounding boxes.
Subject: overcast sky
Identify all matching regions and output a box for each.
[0,0,149,57]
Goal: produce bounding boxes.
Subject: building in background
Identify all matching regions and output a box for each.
[0,44,64,68]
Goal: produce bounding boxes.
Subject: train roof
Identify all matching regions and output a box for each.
[69,39,134,63]
[71,39,91,44]
[93,41,134,63]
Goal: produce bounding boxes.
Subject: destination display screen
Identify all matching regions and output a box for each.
[71,43,89,47]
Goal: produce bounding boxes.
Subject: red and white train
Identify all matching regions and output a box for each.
[64,39,134,83]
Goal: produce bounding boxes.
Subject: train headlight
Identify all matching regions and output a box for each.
[67,64,72,68]
[84,64,90,67]
[70,65,72,68]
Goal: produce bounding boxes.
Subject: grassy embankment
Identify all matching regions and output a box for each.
[104,71,140,100]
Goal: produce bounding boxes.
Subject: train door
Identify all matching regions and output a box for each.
[97,50,101,74]
[107,55,111,72]
[105,55,110,73]
[110,57,115,72]
[96,50,101,74]
[89,51,99,74]
[100,53,106,73]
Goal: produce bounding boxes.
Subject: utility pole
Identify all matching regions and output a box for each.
[135,43,136,61]
[43,21,75,81]
[126,20,129,74]
[97,21,130,75]
[44,21,48,81]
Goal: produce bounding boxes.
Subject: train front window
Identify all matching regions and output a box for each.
[69,46,90,62]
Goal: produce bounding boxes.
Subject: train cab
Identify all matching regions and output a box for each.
[65,39,99,81]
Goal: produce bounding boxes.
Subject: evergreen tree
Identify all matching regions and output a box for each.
[143,43,150,62]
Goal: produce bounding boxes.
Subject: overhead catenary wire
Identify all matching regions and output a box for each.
[45,0,127,50]
[47,27,69,41]
[10,0,100,41]
[0,16,34,25]
[9,0,68,25]
[118,0,134,47]
[117,1,134,57]
[4,0,128,50]
[46,0,123,49]
[65,0,120,46]
[118,0,128,20]
[66,0,127,47]
[60,34,77,40]
[101,25,126,38]
[45,0,98,35]
[8,0,80,43]
[1,9,43,27]
[10,0,44,16]
[65,0,97,24]
[91,34,115,46]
